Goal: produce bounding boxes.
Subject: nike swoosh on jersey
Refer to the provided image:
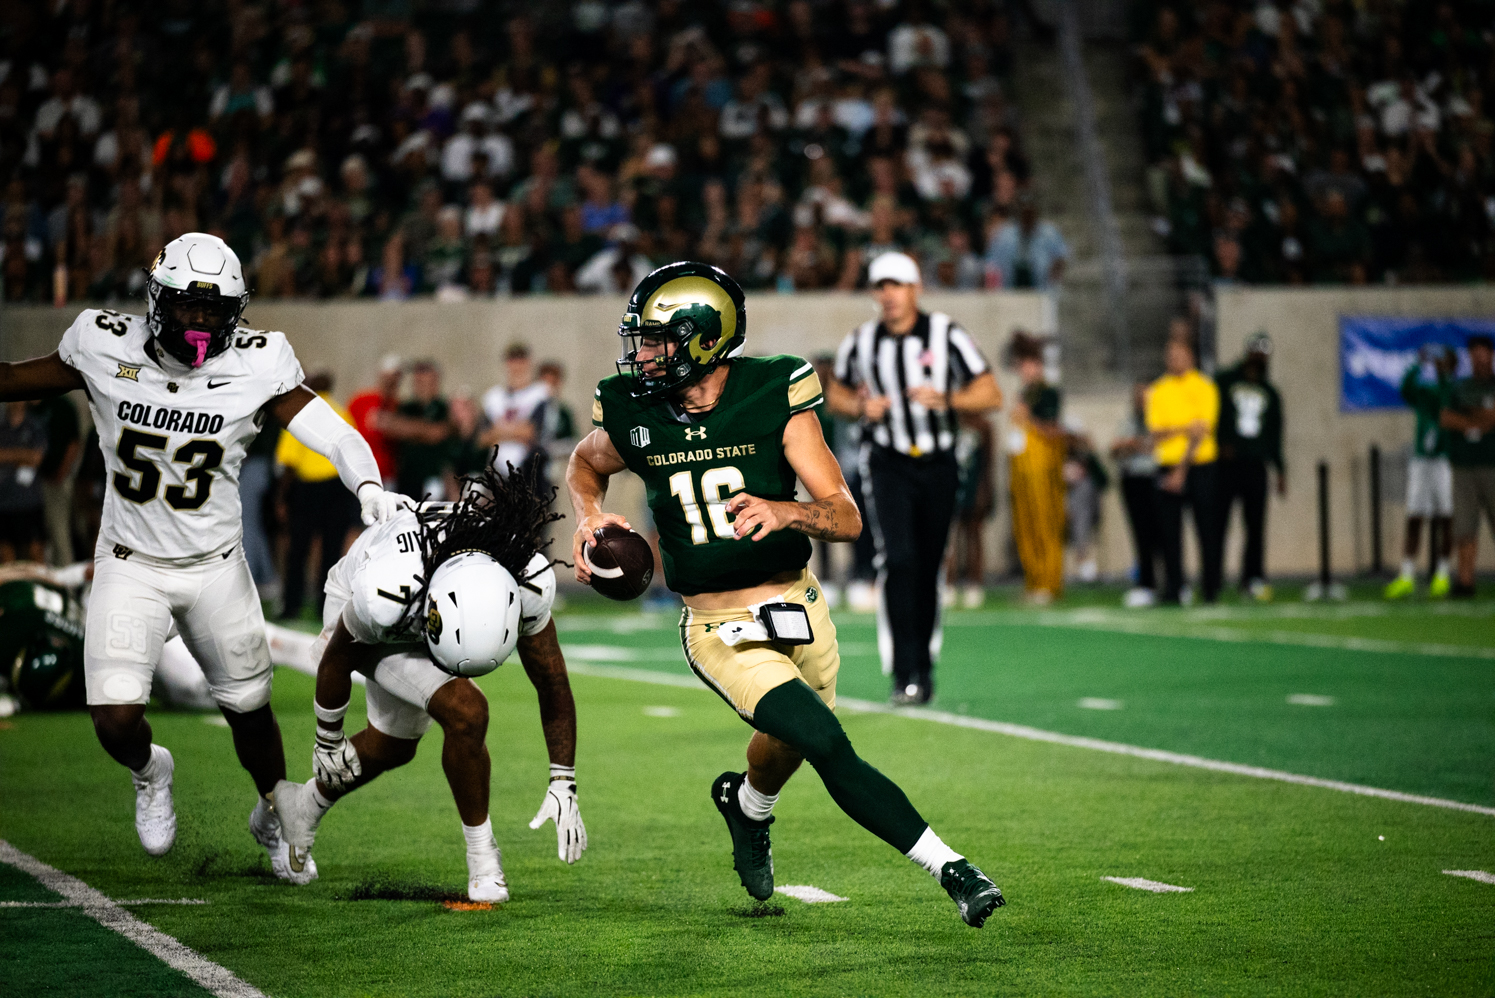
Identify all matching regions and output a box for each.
[207,380,231,389]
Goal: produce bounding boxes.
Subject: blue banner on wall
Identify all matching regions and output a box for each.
[1339,316,1495,412]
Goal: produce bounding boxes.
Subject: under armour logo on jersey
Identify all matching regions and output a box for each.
[684,427,707,441]
[630,426,651,448]
[116,364,140,381]
[113,544,133,560]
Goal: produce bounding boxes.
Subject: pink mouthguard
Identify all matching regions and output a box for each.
[183,329,211,367]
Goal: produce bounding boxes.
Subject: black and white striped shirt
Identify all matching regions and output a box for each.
[833,311,989,457]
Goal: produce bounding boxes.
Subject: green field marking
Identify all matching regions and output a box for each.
[2,666,1492,997]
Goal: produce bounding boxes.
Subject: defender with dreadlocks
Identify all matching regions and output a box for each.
[272,462,584,902]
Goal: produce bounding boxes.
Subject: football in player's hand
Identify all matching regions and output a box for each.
[584,524,655,601]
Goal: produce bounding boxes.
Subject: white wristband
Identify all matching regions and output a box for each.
[314,699,350,726]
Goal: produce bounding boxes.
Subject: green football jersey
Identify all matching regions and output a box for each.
[594,355,824,596]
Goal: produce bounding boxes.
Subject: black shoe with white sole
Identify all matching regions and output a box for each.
[711,771,774,902]
[940,858,1005,927]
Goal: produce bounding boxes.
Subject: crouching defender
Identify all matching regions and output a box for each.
[273,463,585,902]
[568,262,1004,926]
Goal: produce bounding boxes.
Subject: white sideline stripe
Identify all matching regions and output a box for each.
[0,841,266,998]
[1443,869,1495,885]
[0,898,208,908]
[1103,877,1194,893]
[776,885,848,903]
[563,663,1495,818]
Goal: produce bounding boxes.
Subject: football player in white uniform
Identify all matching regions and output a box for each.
[0,233,406,881]
[272,463,585,902]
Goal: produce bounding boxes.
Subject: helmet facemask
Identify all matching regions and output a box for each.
[146,278,246,368]
[616,310,724,399]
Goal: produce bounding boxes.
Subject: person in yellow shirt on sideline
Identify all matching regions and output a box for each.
[276,372,361,621]
[1146,335,1223,605]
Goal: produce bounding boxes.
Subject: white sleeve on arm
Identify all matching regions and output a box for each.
[286,394,381,495]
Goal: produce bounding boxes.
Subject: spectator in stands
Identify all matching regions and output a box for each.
[1441,334,1495,598]
[481,341,550,481]
[1,1,1047,301]
[347,354,404,490]
[1005,332,1066,603]
[1216,334,1285,601]
[275,372,359,622]
[0,401,48,563]
[1147,331,1223,605]
[985,194,1068,289]
[1111,381,1161,607]
[381,360,454,501]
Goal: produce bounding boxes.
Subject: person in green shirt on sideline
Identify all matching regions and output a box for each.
[1387,344,1456,598]
[1440,334,1495,598]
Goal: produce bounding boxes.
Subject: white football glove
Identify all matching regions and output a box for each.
[312,727,362,792]
[356,483,409,526]
[529,779,587,864]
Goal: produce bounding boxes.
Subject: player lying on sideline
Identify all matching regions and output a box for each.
[0,233,406,883]
[272,462,584,902]
[568,262,1004,927]
[0,559,271,714]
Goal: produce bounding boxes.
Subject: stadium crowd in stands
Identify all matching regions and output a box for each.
[1134,0,1495,284]
[0,0,1038,302]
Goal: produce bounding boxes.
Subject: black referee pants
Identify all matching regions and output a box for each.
[862,446,959,697]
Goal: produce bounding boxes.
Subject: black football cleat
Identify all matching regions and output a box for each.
[711,771,775,901]
[940,858,1005,927]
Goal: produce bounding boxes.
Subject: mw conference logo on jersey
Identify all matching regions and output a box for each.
[116,400,226,435]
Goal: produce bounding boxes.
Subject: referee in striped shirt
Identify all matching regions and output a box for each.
[827,253,1003,705]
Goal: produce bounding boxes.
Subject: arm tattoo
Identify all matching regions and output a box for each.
[517,625,577,767]
[796,499,842,540]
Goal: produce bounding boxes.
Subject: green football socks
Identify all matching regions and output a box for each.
[752,679,928,853]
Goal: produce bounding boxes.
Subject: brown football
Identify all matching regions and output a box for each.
[584,524,655,601]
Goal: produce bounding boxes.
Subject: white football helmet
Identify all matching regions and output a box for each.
[145,232,249,368]
[424,552,521,677]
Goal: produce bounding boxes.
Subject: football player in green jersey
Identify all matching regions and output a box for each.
[567,262,1005,927]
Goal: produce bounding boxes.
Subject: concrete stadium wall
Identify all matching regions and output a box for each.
[0,292,1054,581]
[8,285,1493,583]
[1215,286,1495,577]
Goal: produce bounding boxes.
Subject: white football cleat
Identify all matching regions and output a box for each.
[132,744,177,856]
[467,840,509,903]
[251,795,317,885]
[269,779,322,884]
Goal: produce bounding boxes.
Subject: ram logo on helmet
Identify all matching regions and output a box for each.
[616,262,747,400]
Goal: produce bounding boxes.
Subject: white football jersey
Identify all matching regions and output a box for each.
[58,308,304,563]
[340,508,555,649]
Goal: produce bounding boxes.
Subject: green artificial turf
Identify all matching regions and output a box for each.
[1,595,1493,997]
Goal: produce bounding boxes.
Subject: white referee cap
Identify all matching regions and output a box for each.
[868,251,921,286]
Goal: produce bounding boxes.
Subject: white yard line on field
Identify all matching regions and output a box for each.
[564,663,1495,819]
[0,897,208,908]
[776,885,848,903]
[1442,869,1495,885]
[0,841,265,998]
[1102,877,1194,893]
